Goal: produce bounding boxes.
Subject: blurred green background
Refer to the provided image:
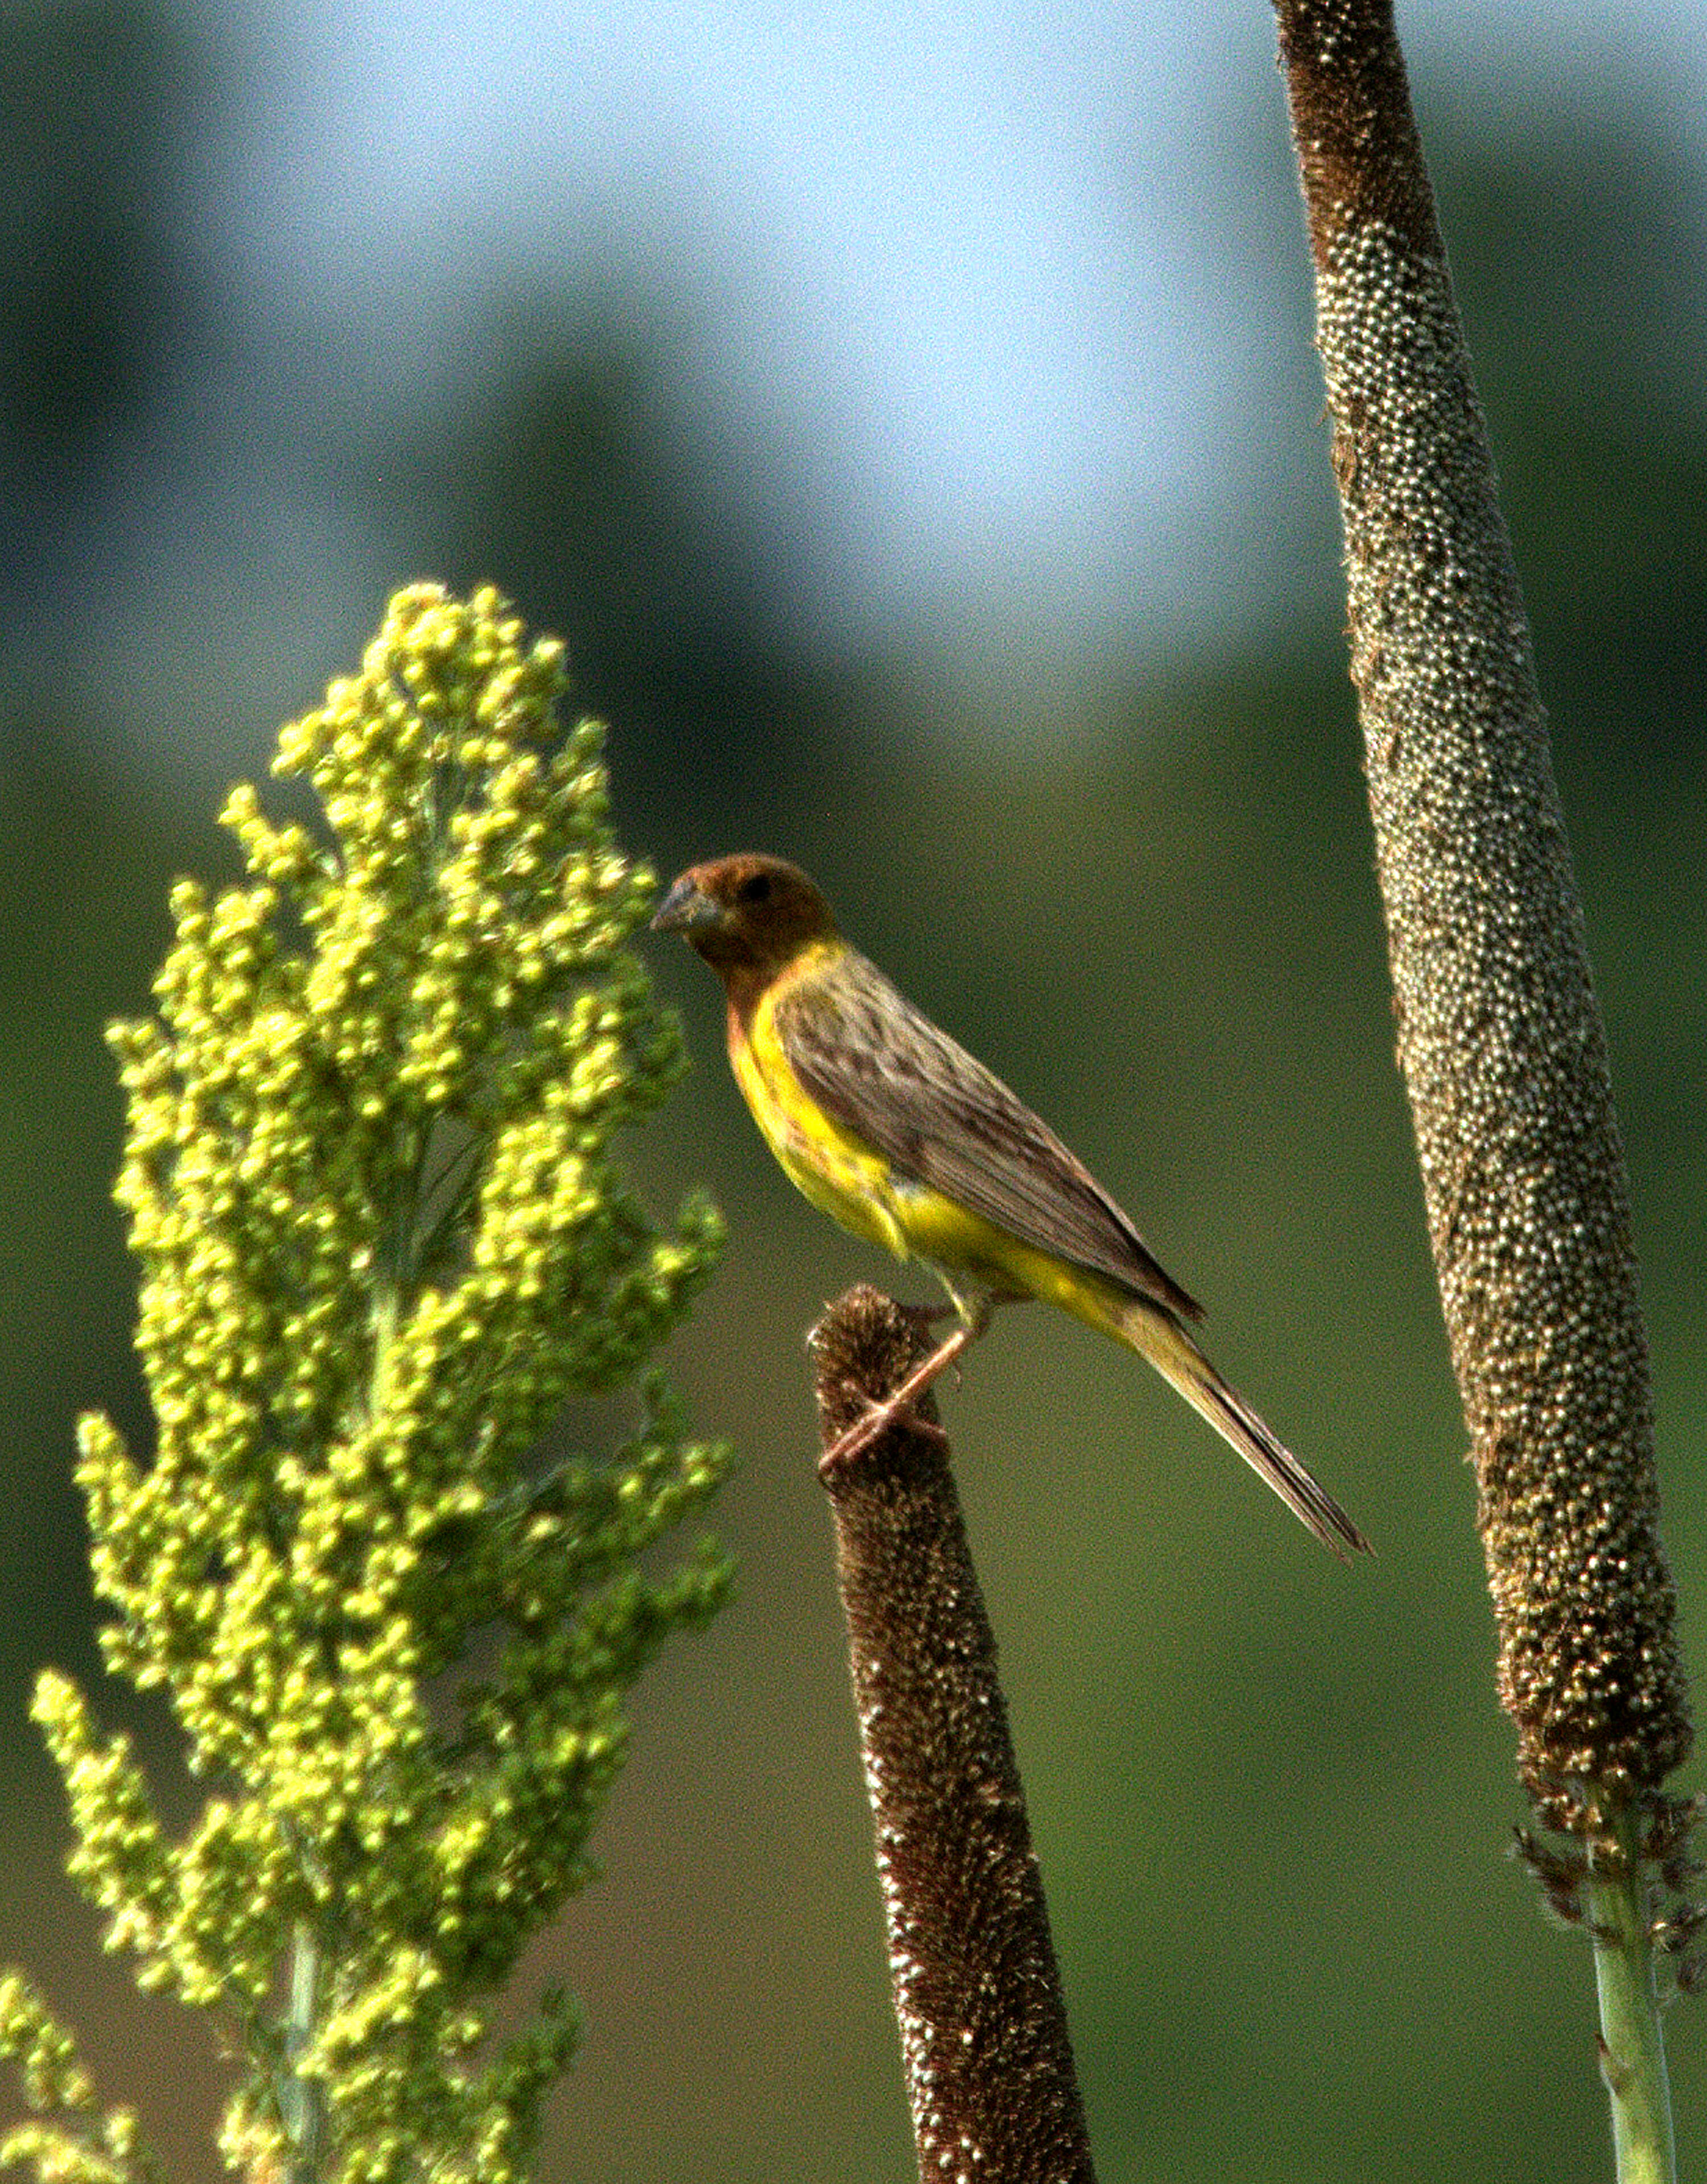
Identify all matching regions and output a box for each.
[3,3,1706,2178]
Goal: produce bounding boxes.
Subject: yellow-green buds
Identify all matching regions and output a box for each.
[4,585,731,2184]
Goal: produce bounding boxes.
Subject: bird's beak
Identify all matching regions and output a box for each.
[651,872,721,935]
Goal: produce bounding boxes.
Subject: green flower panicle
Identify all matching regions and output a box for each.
[2,583,731,2184]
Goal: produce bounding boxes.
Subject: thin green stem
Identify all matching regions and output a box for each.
[1586,1812,1675,2184]
[279,1921,325,2184]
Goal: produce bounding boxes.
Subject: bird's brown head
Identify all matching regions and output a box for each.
[652,855,839,993]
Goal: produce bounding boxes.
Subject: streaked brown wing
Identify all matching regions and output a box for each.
[774,949,1203,1320]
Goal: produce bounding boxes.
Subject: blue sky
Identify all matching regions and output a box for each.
[202,0,1705,646]
[65,0,1707,781]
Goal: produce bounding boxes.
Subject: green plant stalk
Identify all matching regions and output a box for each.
[1587,1812,1676,2184]
[282,1922,325,2184]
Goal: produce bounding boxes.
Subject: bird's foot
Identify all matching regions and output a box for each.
[817,1391,951,1476]
[816,1318,977,1478]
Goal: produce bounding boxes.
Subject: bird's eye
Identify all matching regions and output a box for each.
[737,872,773,904]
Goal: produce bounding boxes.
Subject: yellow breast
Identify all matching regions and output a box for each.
[731,947,915,1262]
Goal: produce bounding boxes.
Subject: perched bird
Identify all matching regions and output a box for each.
[653,853,1368,1557]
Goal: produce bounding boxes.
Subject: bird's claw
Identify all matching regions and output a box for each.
[818,1393,951,1477]
[816,1315,979,1477]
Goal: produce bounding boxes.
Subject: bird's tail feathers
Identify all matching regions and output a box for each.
[1112,1296,1371,1559]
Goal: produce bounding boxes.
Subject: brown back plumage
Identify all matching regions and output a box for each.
[774,947,1205,1322]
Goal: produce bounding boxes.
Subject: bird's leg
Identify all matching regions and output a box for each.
[818,1291,999,1476]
